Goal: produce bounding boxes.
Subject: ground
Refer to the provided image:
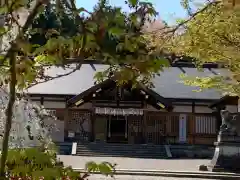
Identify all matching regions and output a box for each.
[88,174,217,180]
[58,156,236,179]
[58,155,209,172]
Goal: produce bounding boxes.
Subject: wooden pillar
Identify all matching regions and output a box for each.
[214,108,222,132]
[187,114,195,144]
[165,115,171,142]
[192,101,195,113]
[192,114,196,144]
[90,110,95,142]
[91,99,96,142]
[40,97,44,106]
[64,107,69,141]
[143,101,147,144]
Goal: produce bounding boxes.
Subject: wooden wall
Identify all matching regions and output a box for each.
[145,112,217,145]
[37,98,218,145]
[48,108,218,145]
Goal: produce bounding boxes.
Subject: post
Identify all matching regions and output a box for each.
[64,101,69,141]
[179,114,187,143]
[125,116,127,139]
[108,116,111,138]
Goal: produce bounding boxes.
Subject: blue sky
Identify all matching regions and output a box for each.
[76,0,187,25]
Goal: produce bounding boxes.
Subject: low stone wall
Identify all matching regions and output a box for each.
[170,145,215,159]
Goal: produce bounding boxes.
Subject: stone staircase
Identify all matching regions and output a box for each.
[76,142,169,159]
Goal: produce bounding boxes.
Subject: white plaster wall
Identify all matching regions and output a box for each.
[44,97,65,101]
[195,106,213,113]
[31,99,92,110]
[43,101,65,109]
[173,105,192,113]
[226,105,238,113]
[146,104,212,113]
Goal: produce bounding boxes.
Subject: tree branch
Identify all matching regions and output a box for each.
[0,47,16,178]
[27,63,83,88]
[0,0,47,177]
[148,0,220,35]
[0,0,46,65]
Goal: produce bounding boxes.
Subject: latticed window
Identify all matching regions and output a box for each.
[46,109,64,121]
[147,133,154,143]
[67,110,90,135]
[146,113,167,144]
[195,115,216,134]
[128,117,143,143]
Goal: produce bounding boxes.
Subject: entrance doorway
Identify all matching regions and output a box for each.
[107,116,127,143]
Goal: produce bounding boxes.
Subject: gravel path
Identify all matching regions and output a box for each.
[87,174,218,180]
[58,155,209,172]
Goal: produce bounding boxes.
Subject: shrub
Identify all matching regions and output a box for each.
[3,147,115,179]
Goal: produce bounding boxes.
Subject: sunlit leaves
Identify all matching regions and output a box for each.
[128,0,138,7]
[0,5,8,14]
[0,0,169,89]
[158,0,240,96]
[3,148,116,179]
[109,27,125,37]
[0,27,7,36]
[86,161,115,177]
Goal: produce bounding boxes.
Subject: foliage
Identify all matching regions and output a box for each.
[0,0,166,177]
[3,148,115,179]
[29,2,79,46]
[153,0,240,96]
[0,0,169,89]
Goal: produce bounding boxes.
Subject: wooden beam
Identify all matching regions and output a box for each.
[40,97,44,106]
[192,101,195,113]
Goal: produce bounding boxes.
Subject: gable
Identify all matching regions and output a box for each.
[66,79,173,111]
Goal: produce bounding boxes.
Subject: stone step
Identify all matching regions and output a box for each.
[76,143,167,148]
[75,153,167,158]
[76,149,166,153]
[55,142,72,155]
[76,148,166,153]
[75,143,168,158]
[75,152,167,157]
[76,148,166,152]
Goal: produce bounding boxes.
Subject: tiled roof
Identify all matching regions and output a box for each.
[152,67,226,100]
[27,64,228,100]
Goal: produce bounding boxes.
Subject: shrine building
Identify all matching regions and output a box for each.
[26,63,238,145]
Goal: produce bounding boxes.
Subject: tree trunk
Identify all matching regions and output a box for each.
[0,49,17,178]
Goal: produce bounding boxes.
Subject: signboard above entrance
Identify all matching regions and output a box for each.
[95,107,144,116]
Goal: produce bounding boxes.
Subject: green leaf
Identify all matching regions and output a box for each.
[109,27,125,37]
[98,163,113,176]
[77,7,85,13]
[128,0,138,6]
[0,27,7,35]
[0,5,7,14]
[86,161,99,172]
